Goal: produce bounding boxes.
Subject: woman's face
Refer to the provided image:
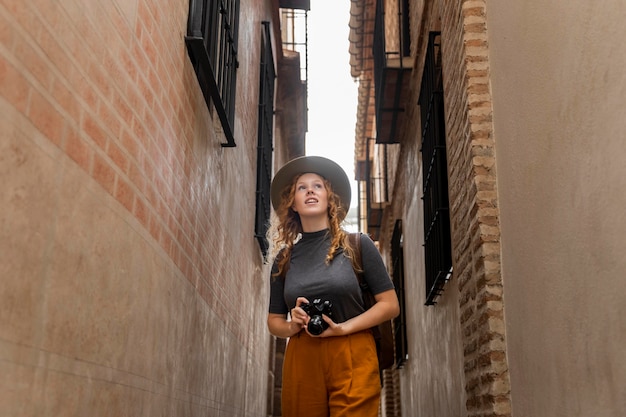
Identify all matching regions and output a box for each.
[291,173,329,219]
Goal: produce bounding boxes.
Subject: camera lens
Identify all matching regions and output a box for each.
[307,316,326,335]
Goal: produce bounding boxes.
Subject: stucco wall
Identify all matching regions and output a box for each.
[487,0,626,415]
[1,0,276,415]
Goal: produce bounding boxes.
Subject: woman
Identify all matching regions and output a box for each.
[266,156,400,416]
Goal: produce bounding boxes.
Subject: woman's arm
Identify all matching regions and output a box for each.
[268,295,314,338]
[267,313,301,338]
[319,289,399,337]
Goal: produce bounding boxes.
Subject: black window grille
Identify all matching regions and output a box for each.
[255,22,275,256]
[391,219,408,368]
[185,0,240,147]
[372,0,411,144]
[363,138,383,240]
[419,32,453,306]
[400,0,410,57]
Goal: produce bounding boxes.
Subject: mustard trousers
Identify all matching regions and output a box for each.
[282,330,381,417]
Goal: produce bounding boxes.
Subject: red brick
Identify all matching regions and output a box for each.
[0,10,15,51]
[101,55,126,96]
[72,74,98,113]
[92,152,116,196]
[133,195,148,227]
[114,176,134,212]
[82,114,108,150]
[120,129,139,161]
[52,80,80,125]
[119,50,138,86]
[139,30,158,72]
[108,6,133,45]
[64,128,92,172]
[148,211,161,242]
[127,162,146,195]
[113,93,134,129]
[2,1,40,37]
[28,89,65,146]
[14,38,51,89]
[98,103,122,141]
[130,43,152,81]
[37,22,77,85]
[106,140,128,173]
[0,59,29,114]
[90,64,113,103]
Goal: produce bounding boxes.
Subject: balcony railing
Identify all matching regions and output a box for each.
[373,0,411,144]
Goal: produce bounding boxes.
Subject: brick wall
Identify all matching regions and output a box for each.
[372,0,512,415]
[439,0,512,415]
[1,0,277,415]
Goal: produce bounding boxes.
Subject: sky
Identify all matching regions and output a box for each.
[304,1,360,227]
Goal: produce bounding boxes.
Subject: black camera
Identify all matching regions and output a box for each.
[300,298,333,335]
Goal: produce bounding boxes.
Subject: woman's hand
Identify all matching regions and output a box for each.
[290,297,310,331]
[313,289,400,338]
[267,296,312,339]
[307,314,344,338]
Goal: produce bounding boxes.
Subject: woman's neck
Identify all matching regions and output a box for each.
[300,216,330,233]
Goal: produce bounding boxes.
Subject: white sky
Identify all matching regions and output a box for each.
[304,1,359,227]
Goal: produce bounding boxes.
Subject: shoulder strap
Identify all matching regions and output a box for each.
[348,232,372,293]
[349,233,382,342]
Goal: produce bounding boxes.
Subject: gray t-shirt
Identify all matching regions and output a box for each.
[268,229,394,323]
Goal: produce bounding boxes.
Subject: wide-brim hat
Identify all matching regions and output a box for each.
[270,156,351,219]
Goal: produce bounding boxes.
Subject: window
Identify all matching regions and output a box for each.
[255,22,275,256]
[419,32,453,305]
[185,0,240,147]
[372,0,412,144]
[391,219,408,367]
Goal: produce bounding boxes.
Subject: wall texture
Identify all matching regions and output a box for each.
[487,0,626,415]
[376,1,473,415]
[1,0,282,415]
[371,0,626,416]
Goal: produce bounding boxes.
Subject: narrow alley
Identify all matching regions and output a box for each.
[1,0,625,416]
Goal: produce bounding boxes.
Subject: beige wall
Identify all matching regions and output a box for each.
[487,0,626,415]
[1,0,278,415]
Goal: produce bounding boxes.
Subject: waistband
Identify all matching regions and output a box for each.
[292,328,373,339]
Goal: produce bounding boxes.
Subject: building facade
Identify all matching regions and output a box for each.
[1,0,307,415]
[350,0,626,416]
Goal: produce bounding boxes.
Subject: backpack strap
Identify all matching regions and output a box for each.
[348,232,372,299]
[347,232,365,287]
[348,232,381,339]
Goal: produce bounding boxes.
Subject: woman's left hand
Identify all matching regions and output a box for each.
[309,289,400,338]
[306,314,344,338]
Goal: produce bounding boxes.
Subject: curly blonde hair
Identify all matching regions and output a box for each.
[266,173,358,278]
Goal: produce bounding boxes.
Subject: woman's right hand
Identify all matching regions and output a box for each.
[267,297,311,338]
[290,297,310,330]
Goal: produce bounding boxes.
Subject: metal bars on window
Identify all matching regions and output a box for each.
[186,0,240,147]
[255,22,275,256]
[364,137,383,240]
[372,0,411,144]
[419,32,452,306]
[391,220,408,368]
